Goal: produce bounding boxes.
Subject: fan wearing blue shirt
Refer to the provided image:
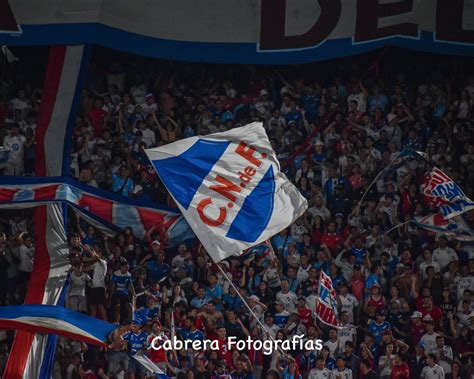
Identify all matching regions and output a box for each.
[143,252,170,283]
[190,287,211,309]
[112,165,134,197]
[205,274,223,310]
[122,321,149,377]
[367,311,391,344]
[178,316,205,342]
[349,238,367,265]
[286,100,303,125]
[111,258,135,324]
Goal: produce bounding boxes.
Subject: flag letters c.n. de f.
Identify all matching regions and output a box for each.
[145,123,307,262]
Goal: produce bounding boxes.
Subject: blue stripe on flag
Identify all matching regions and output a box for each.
[226,165,275,242]
[151,139,231,210]
[0,305,118,341]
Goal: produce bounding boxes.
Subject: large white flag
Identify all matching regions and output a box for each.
[145,122,307,262]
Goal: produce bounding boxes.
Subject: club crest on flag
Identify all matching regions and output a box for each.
[145,123,307,262]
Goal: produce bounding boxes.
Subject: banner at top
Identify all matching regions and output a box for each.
[1,0,473,64]
[145,123,307,262]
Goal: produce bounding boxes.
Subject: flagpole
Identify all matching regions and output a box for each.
[215,262,289,356]
[356,167,386,214]
[381,220,411,237]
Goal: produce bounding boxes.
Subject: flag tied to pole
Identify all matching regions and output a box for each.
[316,270,343,328]
[145,122,307,262]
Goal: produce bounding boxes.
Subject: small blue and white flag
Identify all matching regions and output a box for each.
[145,122,307,262]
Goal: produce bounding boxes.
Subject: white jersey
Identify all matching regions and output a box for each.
[330,368,352,379]
[421,364,445,379]
[432,247,457,270]
[338,324,357,348]
[324,340,341,359]
[420,332,440,354]
[3,134,26,163]
[91,259,107,288]
[276,291,298,312]
[263,267,281,288]
[339,294,359,323]
[453,274,474,301]
[308,367,331,379]
[69,272,91,297]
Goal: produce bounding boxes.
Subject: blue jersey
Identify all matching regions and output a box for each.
[134,306,159,325]
[112,271,132,296]
[123,331,148,355]
[350,247,367,264]
[368,320,391,343]
[112,175,134,197]
[146,261,171,282]
[274,311,290,328]
[180,328,205,342]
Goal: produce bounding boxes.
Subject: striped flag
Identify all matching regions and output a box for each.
[3,45,92,379]
[316,270,342,328]
[145,123,307,262]
[423,167,474,219]
[413,214,474,241]
[0,305,118,346]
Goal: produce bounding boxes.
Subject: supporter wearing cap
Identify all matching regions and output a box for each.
[420,297,444,331]
[364,282,386,316]
[409,311,426,345]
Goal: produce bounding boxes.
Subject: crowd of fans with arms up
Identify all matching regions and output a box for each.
[0,47,473,378]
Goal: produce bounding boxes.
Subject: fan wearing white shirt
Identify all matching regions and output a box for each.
[337,284,359,324]
[308,357,331,379]
[330,357,353,379]
[3,124,26,175]
[276,279,298,313]
[432,237,458,270]
[324,329,342,359]
[420,353,445,379]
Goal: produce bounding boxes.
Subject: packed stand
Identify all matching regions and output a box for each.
[0,49,473,378]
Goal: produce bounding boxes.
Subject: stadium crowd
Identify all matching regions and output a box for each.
[0,49,473,379]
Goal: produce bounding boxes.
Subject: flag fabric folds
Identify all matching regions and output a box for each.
[132,353,166,376]
[145,122,307,262]
[0,305,118,346]
[316,270,343,328]
[423,167,474,219]
[0,177,193,245]
[413,214,474,241]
